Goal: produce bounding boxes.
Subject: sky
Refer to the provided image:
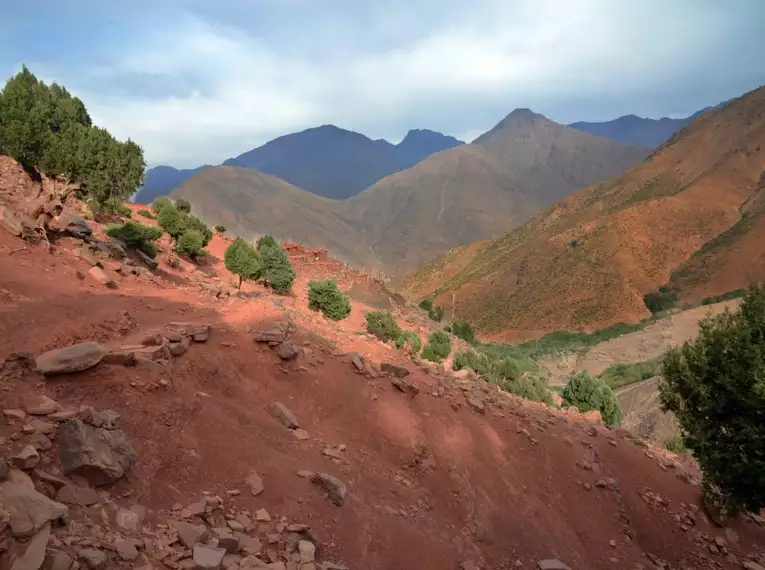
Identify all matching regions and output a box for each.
[1,1,764,168]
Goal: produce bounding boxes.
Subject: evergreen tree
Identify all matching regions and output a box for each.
[224,238,262,289]
[260,243,295,293]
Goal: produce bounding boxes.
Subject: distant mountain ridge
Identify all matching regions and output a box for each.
[171,108,649,274]
[133,126,463,203]
[568,101,728,148]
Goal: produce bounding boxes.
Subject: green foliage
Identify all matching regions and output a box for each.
[214,225,226,233]
[644,285,678,314]
[664,436,688,456]
[701,289,747,306]
[453,349,551,404]
[365,310,402,342]
[427,305,444,322]
[105,220,162,259]
[176,229,206,258]
[562,371,622,426]
[256,235,278,251]
[137,209,154,219]
[307,279,351,320]
[395,330,422,355]
[175,198,191,213]
[0,66,144,206]
[112,202,132,218]
[184,214,213,246]
[157,205,188,241]
[224,238,262,288]
[599,358,661,390]
[418,298,434,312]
[151,197,173,215]
[422,331,451,362]
[659,284,765,515]
[451,321,477,345]
[259,243,295,293]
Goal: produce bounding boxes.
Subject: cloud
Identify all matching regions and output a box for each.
[3,0,764,166]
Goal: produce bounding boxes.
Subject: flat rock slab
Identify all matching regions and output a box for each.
[311,472,347,506]
[381,362,411,378]
[58,418,137,486]
[35,343,106,376]
[0,481,68,538]
[253,322,290,344]
[271,402,299,429]
[537,560,572,570]
[23,395,60,416]
[12,521,50,570]
[193,543,226,569]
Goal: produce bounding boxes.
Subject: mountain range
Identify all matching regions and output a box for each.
[171,109,649,273]
[403,86,765,340]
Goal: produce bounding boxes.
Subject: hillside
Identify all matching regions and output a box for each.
[224,125,464,199]
[174,110,648,275]
[132,165,212,205]
[3,156,765,570]
[473,109,649,206]
[403,86,765,340]
[567,102,725,148]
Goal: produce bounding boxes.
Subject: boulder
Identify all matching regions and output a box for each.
[0,481,68,538]
[81,408,120,429]
[247,471,264,496]
[12,520,50,570]
[25,419,56,435]
[253,322,290,344]
[55,484,101,506]
[390,377,419,397]
[11,446,40,470]
[169,520,209,549]
[87,266,117,289]
[23,396,59,416]
[380,362,411,378]
[52,211,92,238]
[193,543,226,570]
[35,343,106,376]
[311,472,347,506]
[349,352,365,373]
[58,418,137,486]
[298,541,315,563]
[276,342,300,360]
[271,403,299,429]
[136,250,158,270]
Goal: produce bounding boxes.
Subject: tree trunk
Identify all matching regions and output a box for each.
[238,275,242,290]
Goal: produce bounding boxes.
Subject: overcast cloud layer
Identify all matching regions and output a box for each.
[2,0,764,167]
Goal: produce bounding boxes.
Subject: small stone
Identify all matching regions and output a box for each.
[115,506,141,531]
[349,352,364,372]
[239,535,263,556]
[42,550,75,570]
[77,548,107,569]
[227,519,245,533]
[193,543,226,569]
[87,266,117,288]
[47,410,80,422]
[12,446,40,470]
[29,433,52,451]
[116,538,141,561]
[311,472,347,506]
[380,362,411,378]
[595,478,620,491]
[609,539,616,547]
[234,513,254,532]
[247,471,264,496]
[169,338,191,357]
[298,541,315,563]
[271,402,299,429]
[25,419,57,435]
[3,409,26,421]
[460,562,479,570]
[537,560,572,570]
[743,562,765,570]
[171,520,210,549]
[297,470,314,479]
[255,508,271,522]
[293,429,310,441]
[23,396,59,416]
[81,408,120,429]
[212,527,239,553]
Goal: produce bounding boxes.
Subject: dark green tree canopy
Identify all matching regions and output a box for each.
[308,279,351,320]
[562,371,622,427]
[0,66,145,207]
[225,238,262,288]
[660,284,765,515]
[260,242,295,293]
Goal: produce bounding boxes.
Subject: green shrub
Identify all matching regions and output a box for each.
[453,350,491,374]
[260,244,295,293]
[418,298,434,312]
[396,330,422,355]
[502,374,554,405]
[659,284,765,515]
[151,197,173,215]
[256,235,278,251]
[106,220,162,259]
[599,359,661,390]
[224,237,262,288]
[157,205,187,241]
[137,209,154,219]
[175,198,191,213]
[422,330,451,362]
[184,214,213,246]
[214,224,226,233]
[701,289,746,306]
[451,321,477,344]
[365,310,402,342]
[0,66,144,206]
[427,306,444,322]
[644,285,678,314]
[562,371,622,427]
[308,279,351,320]
[664,435,688,456]
[176,229,206,258]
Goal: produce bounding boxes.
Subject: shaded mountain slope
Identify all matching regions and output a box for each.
[403,86,765,340]
[132,164,212,204]
[473,109,649,206]
[340,144,537,273]
[568,102,727,148]
[224,125,464,199]
[171,165,372,267]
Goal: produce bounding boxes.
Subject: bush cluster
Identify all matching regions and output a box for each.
[364,310,402,341]
[153,198,212,258]
[0,66,145,206]
[308,279,351,320]
[223,234,295,293]
[659,284,765,515]
[395,330,422,355]
[422,330,451,362]
[106,220,163,258]
[562,371,622,427]
[214,224,226,234]
[224,238,262,288]
[451,321,477,344]
[644,285,678,314]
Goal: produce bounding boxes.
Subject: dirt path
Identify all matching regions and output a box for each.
[541,300,740,386]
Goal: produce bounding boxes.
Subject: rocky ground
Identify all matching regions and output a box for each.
[2,162,765,569]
